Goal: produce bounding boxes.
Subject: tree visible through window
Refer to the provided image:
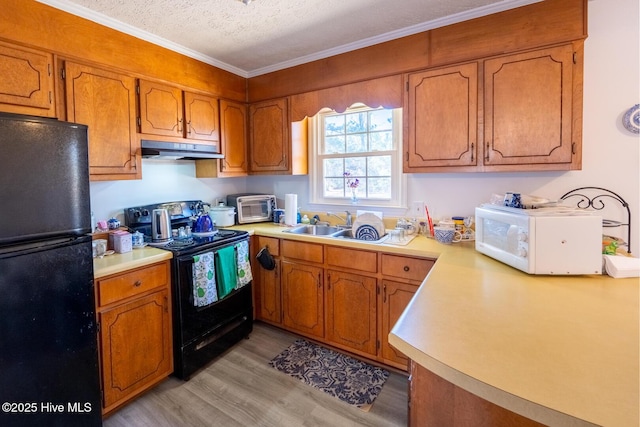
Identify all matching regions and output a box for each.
[318,106,399,204]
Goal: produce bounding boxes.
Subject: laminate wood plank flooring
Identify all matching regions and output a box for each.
[104,322,408,427]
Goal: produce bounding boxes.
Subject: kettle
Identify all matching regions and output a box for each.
[152,208,172,242]
[194,212,214,233]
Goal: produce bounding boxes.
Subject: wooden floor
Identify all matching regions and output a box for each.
[104,322,408,427]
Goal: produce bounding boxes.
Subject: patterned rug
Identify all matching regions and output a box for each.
[269,339,389,410]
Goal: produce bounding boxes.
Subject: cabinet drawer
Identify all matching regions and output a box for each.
[256,236,280,256]
[97,262,169,307]
[326,246,377,273]
[282,240,323,263]
[381,254,434,282]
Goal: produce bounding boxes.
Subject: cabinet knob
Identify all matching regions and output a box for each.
[403,266,410,272]
[133,280,142,287]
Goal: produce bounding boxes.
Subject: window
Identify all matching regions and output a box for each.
[310,105,404,208]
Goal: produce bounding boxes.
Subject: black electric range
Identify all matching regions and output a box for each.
[124,200,253,380]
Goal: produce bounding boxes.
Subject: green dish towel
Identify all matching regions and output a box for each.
[215,245,238,299]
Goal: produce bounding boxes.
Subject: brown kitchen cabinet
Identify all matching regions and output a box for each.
[195,99,248,178]
[95,260,173,416]
[483,44,577,169]
[62,61,140,181]
[280,239,324,338]
[138,79,220,144]
[404,44,582,173]
[380,254,434,369]
[248,97,307,175]
[408,361,546,427]
[0,40,55,118]
[253,236,281,324]
[405,62,478,171]
[325,270,377,357]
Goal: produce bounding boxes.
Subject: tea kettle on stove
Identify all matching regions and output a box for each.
[152,208,172,242]
[193,202,215,233]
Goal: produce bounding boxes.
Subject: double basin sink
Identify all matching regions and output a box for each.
[283,224,388,244]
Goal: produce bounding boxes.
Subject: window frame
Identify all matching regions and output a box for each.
[308,105,406,210]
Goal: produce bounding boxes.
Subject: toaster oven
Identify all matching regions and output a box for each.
[226,194,277,224]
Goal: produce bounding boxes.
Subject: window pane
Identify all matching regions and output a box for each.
[324,177,344,198]
[324,158,344,178]
[369,131,393,151]
[325,135,345,154]
[367,155,391,176]
[346,112,367,133]
[369,109,393,131]
[325,115,344,136]
[367,177,391,199]
[344,157,366,176]
[346,134,366,153]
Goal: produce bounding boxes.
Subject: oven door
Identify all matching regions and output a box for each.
[173,242,253,347]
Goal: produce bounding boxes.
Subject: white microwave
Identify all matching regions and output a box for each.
[475,204,603,275]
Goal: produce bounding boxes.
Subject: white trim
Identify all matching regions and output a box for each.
[36,0,542,78]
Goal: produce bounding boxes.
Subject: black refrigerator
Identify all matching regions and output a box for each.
[0,113,102,426]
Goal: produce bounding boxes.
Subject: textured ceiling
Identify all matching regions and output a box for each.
[37,0,540,77]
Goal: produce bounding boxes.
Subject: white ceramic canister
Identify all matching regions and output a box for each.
[208,204,236,227]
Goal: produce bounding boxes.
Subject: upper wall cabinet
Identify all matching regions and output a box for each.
[138,79,220,145]
[62,61,140,181]
[405,62,478,170]
[0,41,55,118]
[483,45,576,169]
[404,43,582,173]
[248,97,307,175]
[195,99,248,178]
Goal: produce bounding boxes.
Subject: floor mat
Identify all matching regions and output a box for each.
[269,339,389,410]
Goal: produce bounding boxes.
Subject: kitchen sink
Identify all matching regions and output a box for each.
[283,224,345,236]
[283,224,389,243]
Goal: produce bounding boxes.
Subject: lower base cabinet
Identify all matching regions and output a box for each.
[408,361,546,427]
[252,237,434,371]
[95,260,173,415]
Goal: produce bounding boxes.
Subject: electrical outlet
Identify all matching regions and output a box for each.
[411,201,424,218]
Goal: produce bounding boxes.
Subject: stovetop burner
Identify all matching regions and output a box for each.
[124,200,248,256]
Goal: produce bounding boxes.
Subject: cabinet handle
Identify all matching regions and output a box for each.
[485,142,490,161]
[383,284,387,303]
[187,120,192,135]
[133,280,142,287]
[470,143,474,162]
[403,265,410,272]
[318,273,321,288]
[327,274,331,290]
[177,118,183,133]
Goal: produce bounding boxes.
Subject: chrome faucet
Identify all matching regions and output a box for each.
[326,211,352,227]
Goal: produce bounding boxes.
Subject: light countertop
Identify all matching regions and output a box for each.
[93,223,639,426]
[231,222,639,427]
[93,246,173,279]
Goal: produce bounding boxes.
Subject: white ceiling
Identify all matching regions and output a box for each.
[37,0,540,77]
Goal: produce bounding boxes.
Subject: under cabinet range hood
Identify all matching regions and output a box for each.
[140,140,224,160]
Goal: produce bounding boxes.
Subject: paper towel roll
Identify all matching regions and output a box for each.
[284,194,298,226]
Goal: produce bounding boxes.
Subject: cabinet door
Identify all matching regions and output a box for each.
[99,289,172,409]
[249,97,290,173]
[184,91,220,143]
[381,280,418,368]
[326,270,377,356]
[219,99,248,175]
[281,261,324,338]
[138,79,184,138]
[405,62,478,171]
[0,41,55,117]
[64,62,140,180]
[483,45,574,167]
[256,259,281,324]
